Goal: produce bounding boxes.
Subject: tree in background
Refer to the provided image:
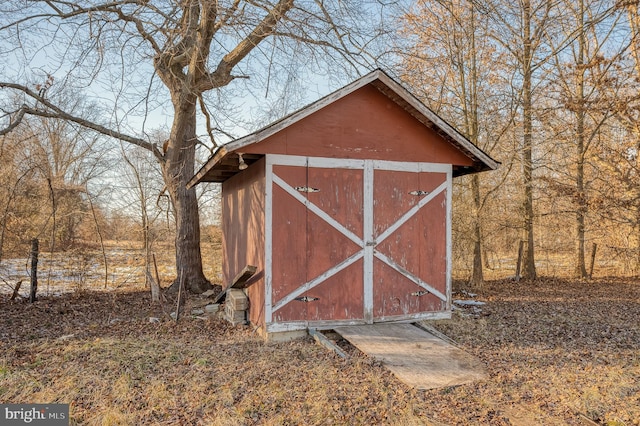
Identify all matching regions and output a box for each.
[0,1,388,293]
[393,0,638,280]
[21,101,108,250]
[396,0,513,288]
[0,91,108,257]
[610,1,640,272]
[482,0,566,280]
[0,132,39,261]
[542,0,627,277]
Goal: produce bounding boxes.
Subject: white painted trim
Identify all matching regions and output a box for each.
[363,160,375,323]
[373,250,447,302]
[372,159,451,173]
[272,174,363,247]
[268,154,365,169]
[376,180,448,246]
[224,72,383,153]
[218,70,498,172]
[374,73,500,171]
[264,156,275,324]
[265,311,452,333]
[272,251,364,312]
[266,318,368,333]
[372,310,452,323]
[266,322,308,333]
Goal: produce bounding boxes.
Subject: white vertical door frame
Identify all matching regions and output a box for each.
[265,154,452,326]
[265,156,274,324]
[363,160,375,323]
[445,165,453,310]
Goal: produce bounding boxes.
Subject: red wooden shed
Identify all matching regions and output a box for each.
[189,69,498,338]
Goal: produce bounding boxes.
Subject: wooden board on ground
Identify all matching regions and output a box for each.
[334,323,487,390]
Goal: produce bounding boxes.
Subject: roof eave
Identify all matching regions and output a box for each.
[189,68,499,186]
[370,73,500,173]
[187,146,228,188]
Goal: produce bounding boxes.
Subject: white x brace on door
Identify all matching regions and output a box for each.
[265,155,452,331]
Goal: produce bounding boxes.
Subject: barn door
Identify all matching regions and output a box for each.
[266,155,451,328]
[267,156,366,325]
[371,164,450,320]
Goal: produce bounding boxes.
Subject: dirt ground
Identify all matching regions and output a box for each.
[1,277,638,425]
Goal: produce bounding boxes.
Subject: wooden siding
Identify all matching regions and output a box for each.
[240,85,474,167]
[222,158,266,327]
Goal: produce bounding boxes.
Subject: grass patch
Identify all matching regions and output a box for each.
[1,278,639,424]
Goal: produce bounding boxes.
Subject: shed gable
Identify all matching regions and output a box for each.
[240,84,474,166]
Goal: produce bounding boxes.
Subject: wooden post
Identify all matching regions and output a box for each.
[150,253,161,303]
[29,238,38,303]
[589,243,598,279]
[515,240,524,282]
[146,270,161,304]
[10,280,22,301]
[174,270,185,322]
[153,254,161,288]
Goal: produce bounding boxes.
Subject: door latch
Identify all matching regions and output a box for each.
[295,296,319,302]
[295,186,320,193]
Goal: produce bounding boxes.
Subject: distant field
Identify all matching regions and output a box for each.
[1,277,638,425]
[0,241,222,297]
[2,236,636,301]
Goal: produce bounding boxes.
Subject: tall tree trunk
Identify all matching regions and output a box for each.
[624,5,640,274]
[164,97,210,293]
[471,174,484,288]
[522,0,537,280]
[467,3,484,289]
[575,149,587,277]
[636,144,640,274]
[575,0,588,278]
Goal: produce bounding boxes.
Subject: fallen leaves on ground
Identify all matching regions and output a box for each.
[1,277,638,425]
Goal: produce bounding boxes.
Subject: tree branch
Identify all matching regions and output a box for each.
[0,108,26,136]
[199,0,295,91]
[0,82,162,159]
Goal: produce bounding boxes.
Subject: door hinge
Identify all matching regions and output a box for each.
[409,190,430,196]
[295,296,319,302]
[411,290,430,297]
[295,186,320,193]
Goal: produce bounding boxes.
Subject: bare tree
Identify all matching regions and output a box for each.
[543,0,626,277]
[613,1,640,271]
[396,0,514,288]
[479,0,567,280]
[0,1,386,292]
[0,133,37,262]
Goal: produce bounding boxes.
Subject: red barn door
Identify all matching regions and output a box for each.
[266,155,451,331]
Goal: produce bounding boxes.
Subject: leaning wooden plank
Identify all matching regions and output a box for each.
[229,265,258,289]
[212,265,257,304]
[309,329,347,359]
